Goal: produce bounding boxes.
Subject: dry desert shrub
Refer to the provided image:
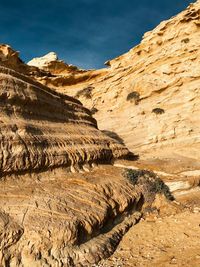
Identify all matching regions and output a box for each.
[75,86,94,99]
[123,169,174,202]
[126,91,140,105]
[152,108,165,115]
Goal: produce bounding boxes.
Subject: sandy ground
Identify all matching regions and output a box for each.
[95,161,200,267]
[98,209,200,267]
[96,191,200,267]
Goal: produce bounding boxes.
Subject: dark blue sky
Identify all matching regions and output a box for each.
[0,0,192,69]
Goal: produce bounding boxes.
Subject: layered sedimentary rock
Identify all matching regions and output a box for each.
[0,65,153,266]
[1,1,199,265]
[0,44,50,79]
[25,1,200,163]
[0,166,147,266]
[0,65,138,266]
[0,66,130,176]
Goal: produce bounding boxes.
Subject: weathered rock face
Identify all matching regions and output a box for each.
[27,52,83,75]
[0,61,160,267]
[0,44,50,79]
[0,44,25,72]
[1,1,199,266]
[0,66,129,176]
[0,65,141,266]
[26,0,200,164]
[0,166,147,266]
[83,0,200,162]
[27,52,58,69]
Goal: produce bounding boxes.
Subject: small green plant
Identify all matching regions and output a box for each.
[152,108,165,115]
[75,86,94,99]
[126,91,140,105]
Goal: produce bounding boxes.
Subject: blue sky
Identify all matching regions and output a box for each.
[0,0,192,69]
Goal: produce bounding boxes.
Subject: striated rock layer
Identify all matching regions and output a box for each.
[0,65,149,267]
[25,0,200,163]
[1,1,199,266]
[0,166,147,266]
[0,65,173,267]
[0,66,129,176]
[0,65,141,266]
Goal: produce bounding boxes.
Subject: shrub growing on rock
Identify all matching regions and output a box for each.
[152,108,165,115]
[126,91,140,105]
[75,86,94,99]
[90,107,98,115]
[122,169,174,202]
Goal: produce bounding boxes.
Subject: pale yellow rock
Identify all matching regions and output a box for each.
[24,0,200,166]
[27,52,58,68]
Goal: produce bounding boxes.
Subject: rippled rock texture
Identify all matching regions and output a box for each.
[0,64,154,267]
[1,1,199,266]
[0,166,148,266]
[0,66,130,176]
[0,65,137,266]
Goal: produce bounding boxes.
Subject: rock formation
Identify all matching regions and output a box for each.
[27,52,84,76]
[0,66,130,176]
[25,0,200,166]
[0,165,145,266]
[0,65,143,266]
[0,63,163,267]
[27,52,58,69]
[0,1,200,266]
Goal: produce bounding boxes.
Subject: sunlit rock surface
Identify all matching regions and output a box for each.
[25,0,200,165]
[1,1,200,266]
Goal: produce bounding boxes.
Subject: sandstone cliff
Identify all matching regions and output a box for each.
[0,66,130,176]
[0,1,200,266]
[0,55,175,267]
[0,65,142,266]
[25,0,200,166]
